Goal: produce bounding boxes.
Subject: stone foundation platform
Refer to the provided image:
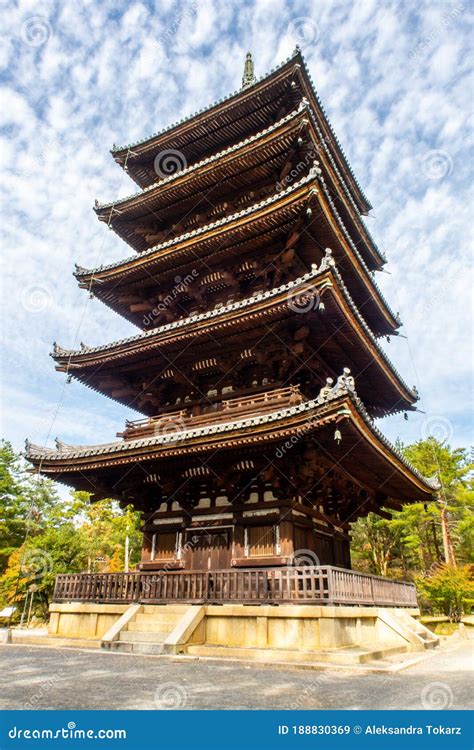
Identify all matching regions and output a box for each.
[42,602,438,664]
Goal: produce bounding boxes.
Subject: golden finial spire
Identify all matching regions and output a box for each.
[242,52,256,88]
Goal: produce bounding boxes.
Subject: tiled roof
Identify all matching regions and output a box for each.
[76,170,317,277]
[100,95,384,267]
[110,48,371,213]
[79,165,395,330]
[55,252,416,403]
[98,103,308,211]
[24,378,439,492]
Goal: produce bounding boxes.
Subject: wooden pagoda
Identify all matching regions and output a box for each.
[26,49,438,603]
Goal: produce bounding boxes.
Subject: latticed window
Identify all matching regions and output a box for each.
[245,525,276,557]
[152,532,177,560]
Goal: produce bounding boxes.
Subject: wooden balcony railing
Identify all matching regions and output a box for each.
[117,386,305,441]
[53,566,417,608]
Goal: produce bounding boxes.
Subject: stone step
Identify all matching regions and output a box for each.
[127,621,175,634]
[408,623,436,638]
[133,613,182,626]
[185,643,407,665]
[109,640,166,655]
[395,615,440,647]
[420,636,438,649]
[419,630,438,642]
[119,630,170,643]
[141,605,190,615]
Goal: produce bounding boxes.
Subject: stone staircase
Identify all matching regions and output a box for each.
[379,609,439,651]
[395,610,439,649]
[108,605,191,654]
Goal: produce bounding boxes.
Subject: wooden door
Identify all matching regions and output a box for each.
[187,529,231,570]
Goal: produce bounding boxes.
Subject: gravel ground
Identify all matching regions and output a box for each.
[0,640,472,710]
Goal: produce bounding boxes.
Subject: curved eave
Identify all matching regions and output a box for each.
[103,98,383,268]
[25,393,438,502]
[54,264,417,414]
[294,54,372,214]
[99,105,309,217]
[111,50,370,216]
[79,176,398,337]
[304,112,384,268]
[314,179,399,333]
[77,176,313,280]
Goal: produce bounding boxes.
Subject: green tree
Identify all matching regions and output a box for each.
[351,514,405,576]
[416,564,474,622]
[403,438,473,567]
[351,438,473,580]
[0,440,59,573]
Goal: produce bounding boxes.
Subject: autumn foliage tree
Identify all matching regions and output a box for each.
[0,441,142,620]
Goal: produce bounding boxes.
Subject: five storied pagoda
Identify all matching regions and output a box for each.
[26,49,438,576]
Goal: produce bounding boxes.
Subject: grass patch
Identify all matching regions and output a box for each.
[421,620,474,635]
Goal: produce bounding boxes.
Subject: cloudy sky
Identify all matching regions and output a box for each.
[1,0,472,477]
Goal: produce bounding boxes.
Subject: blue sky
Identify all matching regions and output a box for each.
[1,0,473,478]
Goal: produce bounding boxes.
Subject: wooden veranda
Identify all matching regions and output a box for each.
[53,566,417,608]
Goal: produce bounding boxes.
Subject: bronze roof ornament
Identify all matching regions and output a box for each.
[242,51,256,89]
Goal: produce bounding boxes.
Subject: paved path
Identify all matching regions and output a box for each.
[0,641,472,710]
